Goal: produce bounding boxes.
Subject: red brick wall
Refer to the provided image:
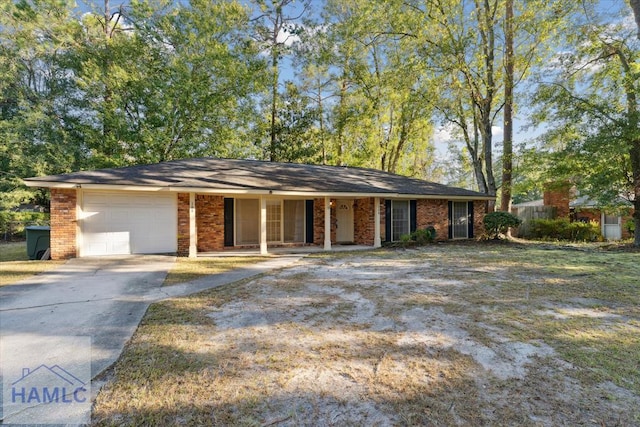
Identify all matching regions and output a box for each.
[473,200,487,238]
[313,198,337,245]
[416,199,449,241]
[354,198,375,245]
[196,195,224,252]
[177,193,190,257]
[544,183,572,218]
[50,188,77,260]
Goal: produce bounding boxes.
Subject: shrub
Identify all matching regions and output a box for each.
[625,218,636,234]
[529,218,602,242]
[483,211,522,239]
[399,233,413,248]
[411,226,436,244]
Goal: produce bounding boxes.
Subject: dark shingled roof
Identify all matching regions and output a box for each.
[25,157,492,199]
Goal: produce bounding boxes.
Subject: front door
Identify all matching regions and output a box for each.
[602,214,622,240]
[336,199,354,243]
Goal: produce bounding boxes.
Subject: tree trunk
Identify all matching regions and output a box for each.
[631,142,640,246]
[501,0,514,214]
[630,0,640,39]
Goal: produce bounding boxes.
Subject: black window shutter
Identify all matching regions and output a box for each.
[223,198,234,247]
[468,201,474,238]
[305,200,314,243]
[385,199,392,242]
[410,200,417,233]
[448,201,453,239]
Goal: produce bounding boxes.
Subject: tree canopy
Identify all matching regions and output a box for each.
[1,0,639,244]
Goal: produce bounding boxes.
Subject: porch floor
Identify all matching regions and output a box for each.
[198,244,375,257]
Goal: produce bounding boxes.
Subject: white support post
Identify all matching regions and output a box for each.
[324,196,332,251]
[189,192,197,258]
[260,196,268,255]
[374,197,381,248]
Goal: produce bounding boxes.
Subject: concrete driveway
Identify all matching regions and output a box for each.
[0,254,302,425]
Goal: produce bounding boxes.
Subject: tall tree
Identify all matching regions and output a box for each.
[0,0,86,208]
[500,0,514,212]
[251,0,310,162]
[532,4,640,246]
[76,0,264,164]
[310,0,436,175]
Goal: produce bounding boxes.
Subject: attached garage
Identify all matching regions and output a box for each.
[80,191,177,256]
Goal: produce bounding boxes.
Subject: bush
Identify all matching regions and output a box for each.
[483,211,522,239]
[625,218,636,234]
[0,211,50,240]
[395,227,437,248]
[411,226,436,244]
[529,218,602,242]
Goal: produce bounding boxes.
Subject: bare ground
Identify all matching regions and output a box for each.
[92,243,640,426]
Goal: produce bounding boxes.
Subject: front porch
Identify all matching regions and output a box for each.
[178,194,383,258]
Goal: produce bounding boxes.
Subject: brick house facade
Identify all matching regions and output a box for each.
[29,158,494,259]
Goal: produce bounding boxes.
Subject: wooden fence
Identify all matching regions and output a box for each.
[512,206,556,237]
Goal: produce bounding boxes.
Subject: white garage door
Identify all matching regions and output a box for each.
[81,191,177,256]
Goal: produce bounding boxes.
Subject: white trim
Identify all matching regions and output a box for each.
[324,196,332,250]
[260,196,267,255]
[451,201,469,239]
[374,197,381,248]
[27,180,496,201]
[75,189,82,258]
[390,200,410,242]
[189,192,197,258]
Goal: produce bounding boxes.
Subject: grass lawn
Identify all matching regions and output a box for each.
[0,241,64,286]
[92,242,640,426]
[163,256,270,286]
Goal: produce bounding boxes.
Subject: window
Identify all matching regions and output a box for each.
[283,200,305,243]
[391,200,410,241]
[451,201,468,239]
[604,214,619,225]
[235,199,259,245]
[234,199,306,245]
[266,200,281,242]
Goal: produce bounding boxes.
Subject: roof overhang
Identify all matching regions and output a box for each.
[24,180,496,201]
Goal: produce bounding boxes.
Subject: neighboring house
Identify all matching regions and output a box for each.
[512,186,634,241]
[24,158,494,259]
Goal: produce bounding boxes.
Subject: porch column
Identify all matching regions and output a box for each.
[189,192,197,258]
[260,196,268,255]
[324,196,332,250]
[374,197,381,248]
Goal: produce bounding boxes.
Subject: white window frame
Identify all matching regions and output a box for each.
[235,198,260,245]
[451,201,469,239]
[391,200,410,241]
[235,198,306,245]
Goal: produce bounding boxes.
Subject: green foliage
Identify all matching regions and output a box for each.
[396,227,437,248]
[529,218,603,242]
[399,233,413,248]
[529,3,640,245]
[625,219,636,234]
[411,226,437,245]
[0,212,50,240]
[483,212,522,239]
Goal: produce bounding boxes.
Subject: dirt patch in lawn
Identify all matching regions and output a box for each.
[92,244,640,426]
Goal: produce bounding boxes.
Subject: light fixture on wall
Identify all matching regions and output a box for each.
[330,200,335,208]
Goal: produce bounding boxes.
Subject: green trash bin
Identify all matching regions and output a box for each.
[25,226,51,260]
